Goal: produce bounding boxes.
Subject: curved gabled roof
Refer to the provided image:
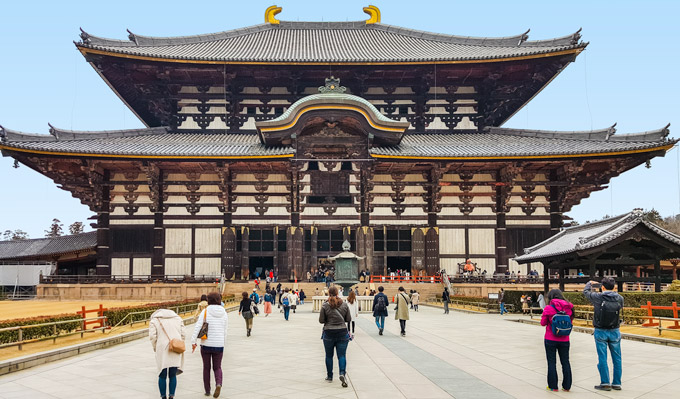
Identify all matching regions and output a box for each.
[514,210,680,263]
[76,21,586,64]
[0,232,97,261]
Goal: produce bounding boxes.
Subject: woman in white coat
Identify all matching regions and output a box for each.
[191,292,228,398]
[150,308,185,399]
[346,290,359,335]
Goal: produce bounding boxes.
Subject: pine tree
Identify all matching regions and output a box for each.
[11,230,28,240]
[45,218,64,238]
[69,221,85,235]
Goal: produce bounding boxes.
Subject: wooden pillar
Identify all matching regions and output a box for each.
[654,259,661,292]
[543,263,550,293]
[558,266,565,292]
[548,170,562,234]
[589,258,596,280]
[222,227,237,280]
[356,226,374,274]
[286,226,303,282]
[217,163,234,279]
[96,170,111,276]
[151,169,165,278]
[310,226,318,276]
[241,227,249,280]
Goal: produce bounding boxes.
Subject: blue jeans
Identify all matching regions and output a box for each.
[283,306,290,320]
[499,302,508,315]
[158,367,177,397]
[375,315,385,330]
[594,328,622,386]
[323,333,349,378]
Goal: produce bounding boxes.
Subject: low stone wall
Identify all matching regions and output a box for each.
[451,283,585,297]
[37,283,219,301]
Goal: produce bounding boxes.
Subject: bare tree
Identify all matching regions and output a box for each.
[45,218,64,238]
[69,221,85,235]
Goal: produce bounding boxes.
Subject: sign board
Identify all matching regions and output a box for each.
[488,293,499,300]
[416,259,422,267]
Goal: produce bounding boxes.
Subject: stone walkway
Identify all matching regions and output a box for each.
[0,305,678,398]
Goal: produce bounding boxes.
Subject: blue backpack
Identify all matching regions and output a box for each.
[550,304,573,336]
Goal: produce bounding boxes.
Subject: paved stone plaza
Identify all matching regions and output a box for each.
[0,305,678,398]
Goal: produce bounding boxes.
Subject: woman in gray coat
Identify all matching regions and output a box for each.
[319,286,352,387]
[394,286,411,337]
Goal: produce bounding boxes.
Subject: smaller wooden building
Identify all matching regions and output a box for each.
[515,210,680,292]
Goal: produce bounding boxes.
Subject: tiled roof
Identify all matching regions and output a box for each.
[77,22,585,63]
[0,232,97,261]
[370,125,674,158]
[0,126,294,158]
[514,210,680,263]
[1,125,673,159]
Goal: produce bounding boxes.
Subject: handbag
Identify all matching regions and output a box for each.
[197,309,209,340]
[158,319,185,354]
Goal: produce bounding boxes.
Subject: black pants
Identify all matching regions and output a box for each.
[347,321,355,333]
[399,319,406,334]
[545,339,572,391]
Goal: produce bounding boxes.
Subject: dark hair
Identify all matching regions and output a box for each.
[398,286,405,292]
[444,287,448,292]
[328,286,343,308]
[601,277,616,290]
[378,286,384,292]
[207,292,221,305]
[200,294,208,302]
[546,289,565,303]
[241,291,248,300]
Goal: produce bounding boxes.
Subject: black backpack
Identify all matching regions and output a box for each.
[375,296,387,312]
[599,295,621,329]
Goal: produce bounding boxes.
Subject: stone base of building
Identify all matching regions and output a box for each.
[37,282,219,301]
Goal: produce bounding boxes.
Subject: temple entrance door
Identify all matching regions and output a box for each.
[249,256,273,279]
[387,256,411,274]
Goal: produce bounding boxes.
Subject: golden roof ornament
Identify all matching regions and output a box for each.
[318,76,346,93]
[265,5,282,25]
[363,5,381,24]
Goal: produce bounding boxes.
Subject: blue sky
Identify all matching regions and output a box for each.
[1,0,679,238]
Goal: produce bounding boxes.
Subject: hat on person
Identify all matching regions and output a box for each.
[253,288,257,291]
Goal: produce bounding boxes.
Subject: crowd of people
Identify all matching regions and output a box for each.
[149,276,626,397]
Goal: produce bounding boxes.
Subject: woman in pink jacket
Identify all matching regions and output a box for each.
[540,289,574,392]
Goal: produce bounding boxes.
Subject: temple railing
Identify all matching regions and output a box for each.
[39,275,221,284]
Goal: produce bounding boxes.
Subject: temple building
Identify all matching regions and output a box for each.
[0,6,675,281]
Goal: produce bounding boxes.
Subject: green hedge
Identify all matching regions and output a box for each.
[0,314,81,345]
[572,305,647,325]
[564,292,680,317]
[104,300,200,326]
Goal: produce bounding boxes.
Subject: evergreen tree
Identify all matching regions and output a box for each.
[45,218,64,238]
[2,229,29,240]
[69,221,85,235]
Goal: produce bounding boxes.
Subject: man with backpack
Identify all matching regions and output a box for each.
[372,286,389,335]
[281,288,294,321]
[249,289,260,305]
[584,277,625,391]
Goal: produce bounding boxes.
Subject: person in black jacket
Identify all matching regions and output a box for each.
[584,278,624,392]
[372,286,389,335]
[238,292,254,337]
[442,287,450,314]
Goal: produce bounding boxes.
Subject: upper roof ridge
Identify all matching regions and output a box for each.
[486,124,671,143]
[0,124,169,142]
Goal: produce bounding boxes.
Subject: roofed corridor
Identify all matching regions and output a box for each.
[0,305,677,398]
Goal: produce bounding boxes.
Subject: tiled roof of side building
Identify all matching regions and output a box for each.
[514,210,680,263]
[370,125,675,159]
[76,21,586,63]
[0,232,97,261]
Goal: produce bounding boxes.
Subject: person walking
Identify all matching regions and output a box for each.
[299,289,307,305]
[372,286,389,335]
[250,288,260,305]
[442,287,450,314]
[346,290,359,335]
[394,286,411,336]
[263,289,273,317]
[291,290,299,313]
[191,292,228,398]
[150,308,185,399]
[538,292,546,309]
[195,294,208,319]
[499,288,508,315]
[238,291,255,337]
[411,290,420,312]
[540,289,574,392]
[319,286,352,387]
[281,288,293,321]
[584,278,625,391]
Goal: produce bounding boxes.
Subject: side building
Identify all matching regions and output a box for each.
[0,7,675,281]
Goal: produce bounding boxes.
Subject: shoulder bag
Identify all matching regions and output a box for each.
[158,319,185,354]
[197,309,209,340]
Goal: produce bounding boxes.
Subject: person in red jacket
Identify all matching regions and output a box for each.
[540,289,574,392]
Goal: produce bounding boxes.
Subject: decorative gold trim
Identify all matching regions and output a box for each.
[265,5,282,25]
[77,46,584,66]
[259,104,405,133]
[371,144,675,160]
[0,144,294,160]
[363,5,381,24]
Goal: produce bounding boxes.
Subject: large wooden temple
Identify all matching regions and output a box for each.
[1,6,675,281]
